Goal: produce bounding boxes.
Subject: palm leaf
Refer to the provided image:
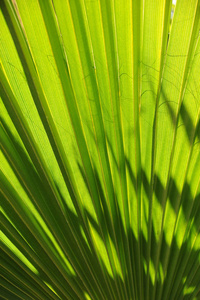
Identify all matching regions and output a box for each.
[1,0,200,299]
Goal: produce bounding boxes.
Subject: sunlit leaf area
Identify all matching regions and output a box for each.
[1,0,200,299]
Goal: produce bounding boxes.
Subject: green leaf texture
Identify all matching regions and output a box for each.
[1,0,200,299]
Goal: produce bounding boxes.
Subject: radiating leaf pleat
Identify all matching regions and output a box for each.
[1,0,200,299]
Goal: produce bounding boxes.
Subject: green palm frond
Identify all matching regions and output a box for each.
[1,0,200,299]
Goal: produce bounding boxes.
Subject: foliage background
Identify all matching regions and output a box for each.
[1,0,200,299]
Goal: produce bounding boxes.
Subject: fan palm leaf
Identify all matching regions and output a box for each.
[1,0,200,299]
